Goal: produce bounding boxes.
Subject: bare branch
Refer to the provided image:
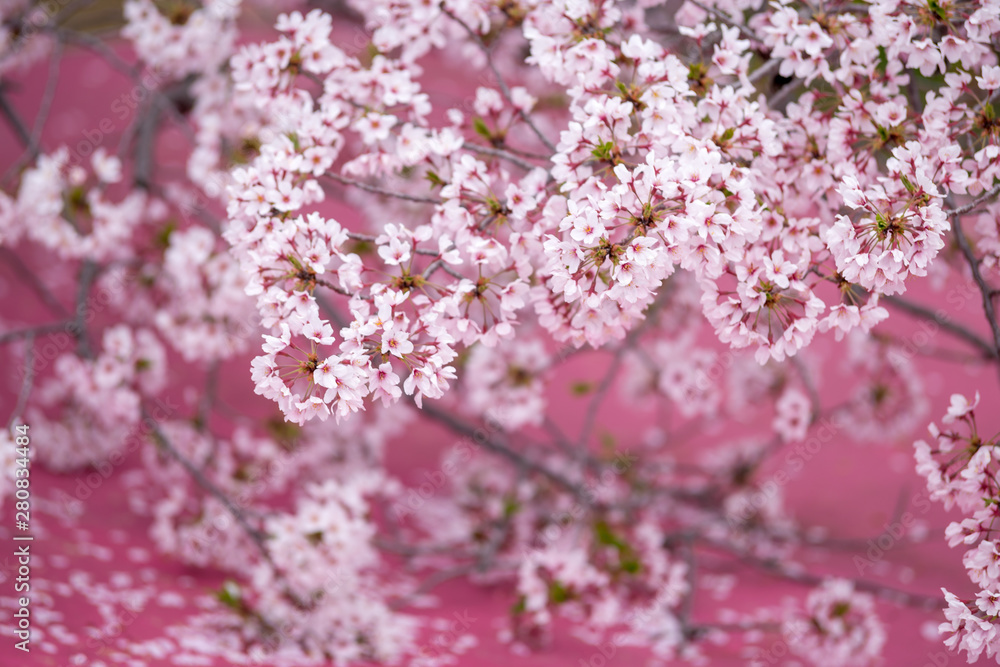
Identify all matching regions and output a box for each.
[952,216,1000,359]
[74,260,99,358]
[462,141,539,171]
[687,0,763,44]
[144,406,274,566]
[945,182,1000,217]
[0,321,74,345]
[324,172,442,204]
[0,249,69,317]
[705,536,944,611]
[0,88,35,155]
[7,333,35,428]
[418,400,594,505]
[883,293,997,359]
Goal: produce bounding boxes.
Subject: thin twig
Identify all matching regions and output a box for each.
[8,334,35,428]
[945,182,1000,217]
[315,276,356,297]
[0,321,73,345]
[0,88,35,154]
[462,141,540,171]
[882,293,997,359]
[325,172,441,204]
[952,216,1000,360]
[790,355,822,422]
[28,38,63,157]
[677,537,698,642]
[576,282,673,449]
[687,0,763,44]
[706,537,944,611]
[144,406,274,565]
[195,361,220,431]
[443,9,557,154]
[418,401,593,505]
[0,249,69,317]
[74,260,99,358]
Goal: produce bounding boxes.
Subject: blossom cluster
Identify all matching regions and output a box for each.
[915,393,1000,662]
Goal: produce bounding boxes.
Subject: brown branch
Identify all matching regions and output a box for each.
[0,88,35,155]
[144,406,273,566]
[462,141,539,171]
[0,321,74,345]
[882,293,997,359]
[74,260,99,358]
[7,333,35,428]
[686,0,763,45]
[324,172,441,204]
[945,182,1000,217]
[576,281,673,449]
[0,249,70,317]
[705,536,944,611]
[418,400,594,505]
[952,216,1000,359]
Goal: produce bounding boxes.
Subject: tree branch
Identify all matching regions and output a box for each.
[952,216,1000,359]
[945,182,1000,217]
[144,406,273,566]
[324,172,441,204]
[443,9,557,154]
[418,400,594,505]
[882,294,997,359]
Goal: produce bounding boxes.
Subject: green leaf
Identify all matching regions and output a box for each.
[621,558,641,574]
[590,141,615,161]
[548,581,570,604]
[594,520,625,549]
[155,219,177,249]
[927,0,948,21]
[425,170,446,188]
[472,116,492,141]
[216,580,243,610]
[503,497,520,518]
